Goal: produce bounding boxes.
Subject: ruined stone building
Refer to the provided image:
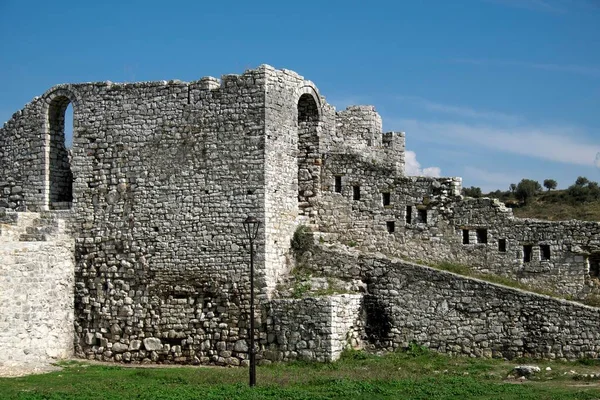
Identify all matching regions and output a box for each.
[1,65,600,367]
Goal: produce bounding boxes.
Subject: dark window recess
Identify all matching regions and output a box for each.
[334,176,342,193]
[462,229,470,244]
[418,209,427,224]
[382,192,391,206]
[386,221,395,233]
[498,239,507,252]
[353,186,361,200]
[540,245,551,261]
[590,254,600,278]
[405,206,412,224]
[523,245,533,263]
[476,229,488,244]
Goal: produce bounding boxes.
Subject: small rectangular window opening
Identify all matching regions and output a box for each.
[498,239,507,252]
[462,229,470,244]
[418,209,427,224]
[382,192,391,206]
[334,176,342,193]
[405,206,412,224]
[589,255,600,278]
[540,245,551,261]
[476,229,488,244]
[523,245,533,263]
[386,221,395,233]
[353,186,361,200]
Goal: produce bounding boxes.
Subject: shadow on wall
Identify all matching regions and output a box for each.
[364,294,392,345]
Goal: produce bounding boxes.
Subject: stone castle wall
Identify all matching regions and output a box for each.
[317,153,600,298]
[302,245,600,360]
[1,64,600,367]
[265,294,363,363]
[0,212,74,366]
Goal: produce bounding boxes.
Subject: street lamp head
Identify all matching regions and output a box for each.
[243,215,260,241]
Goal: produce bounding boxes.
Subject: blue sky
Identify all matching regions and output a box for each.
[1,0,599,191]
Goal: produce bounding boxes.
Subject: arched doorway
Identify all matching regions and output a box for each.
[297,93,320,215]
[47,95,73,209]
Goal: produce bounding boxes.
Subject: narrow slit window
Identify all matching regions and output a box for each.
[498,239,507,252]
[589,255,600,278]
[353,186,361,200]
[406,206,412,224]
[523,245,533,263]
[418,209,427,224]
[334,176,342,193]
[476,229,488,244]
[462,229,470,244]
[386,221,395,233]
[382,192,391,206]
[540,245,551,261]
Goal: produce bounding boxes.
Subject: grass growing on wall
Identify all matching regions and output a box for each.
[3,350,600,399]
[429,261,574,301]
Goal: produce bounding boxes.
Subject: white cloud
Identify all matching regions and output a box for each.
[397,119,600,167]
[405,150,442,177]
[483,0,565,13]
[462,166,520,192]
[396,95,521,123]
[450,58,600,78]
[483,0,600,14]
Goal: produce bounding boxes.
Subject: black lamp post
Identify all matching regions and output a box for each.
[242,215,260,387]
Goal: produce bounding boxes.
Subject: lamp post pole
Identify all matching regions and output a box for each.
[243,216,260,387]
[249,234,256,387]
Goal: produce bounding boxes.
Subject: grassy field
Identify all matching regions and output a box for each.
[3,348,600,399]
[513,199,600,221]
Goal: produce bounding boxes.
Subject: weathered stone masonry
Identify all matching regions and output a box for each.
[1,64,600,366]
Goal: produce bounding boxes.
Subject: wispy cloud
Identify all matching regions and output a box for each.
[397,119,600,167]
[484,0,565,13]
[405,150,442,177]
[450,58,600,78]
[463,166,520,192]
[483,0,600,14]
[396,95,521,123]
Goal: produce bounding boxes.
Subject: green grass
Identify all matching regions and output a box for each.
[513,196,600,221]
[3,349,600,399]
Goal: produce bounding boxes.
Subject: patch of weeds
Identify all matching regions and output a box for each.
[429,261,569,303]
[577,358,600,367]
[346,240,358,247]
[433,261,472,275]
[291,225,314,255]
[582,294,600,308]
[290,268,312,299]
[405,342,430,358]
[340,348,370,361]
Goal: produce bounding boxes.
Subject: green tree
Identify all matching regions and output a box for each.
[509,183,517,194]
[462,186,482,198]
[567,177,600,203]
[575,176,590,186]
[543,179,557,191]
[516,179,542,204]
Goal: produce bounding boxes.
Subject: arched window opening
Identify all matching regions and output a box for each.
[64,103,74,148]
[48,96,73,209]
[297,93,320,214]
